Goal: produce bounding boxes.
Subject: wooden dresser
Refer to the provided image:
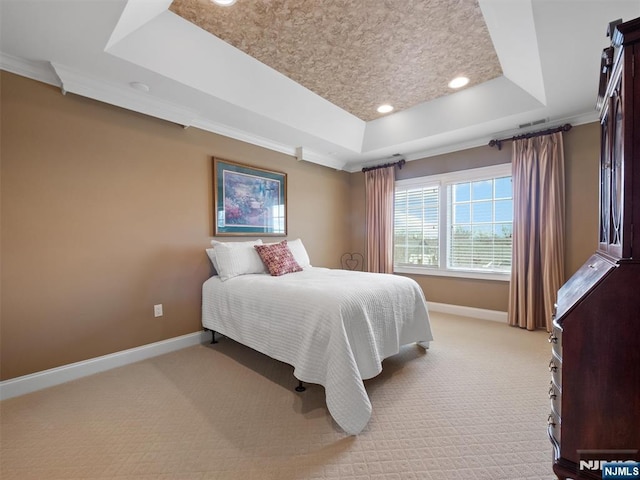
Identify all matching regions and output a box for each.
[549,17,640,480]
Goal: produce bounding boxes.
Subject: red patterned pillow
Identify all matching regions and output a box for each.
[254,240,303,276]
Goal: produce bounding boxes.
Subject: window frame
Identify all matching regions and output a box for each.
[394,163,512,282]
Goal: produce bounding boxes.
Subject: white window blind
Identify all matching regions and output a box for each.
[447,177,513,272]
[393,164,512,280]
[394,185,439,267]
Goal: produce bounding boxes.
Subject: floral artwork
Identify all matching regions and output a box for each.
[213,158,287,236]
[223,171,280,226]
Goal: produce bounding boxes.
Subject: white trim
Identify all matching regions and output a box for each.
[1,53,599,174]
[0,52,62,87]
[51,62,197,128]
[427,301,508,323]
[0,331,209,401]
[0,55,348,170]
[392,114,599,169]
[396,266,510,282]
[395,163,513,280]
[396,162,512,188]
[192,118,347,171]
[0,306,506,401]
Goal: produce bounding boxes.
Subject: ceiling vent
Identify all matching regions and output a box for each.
[518,118,548,129]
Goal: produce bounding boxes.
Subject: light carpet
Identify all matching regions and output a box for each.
[1,312,554,479]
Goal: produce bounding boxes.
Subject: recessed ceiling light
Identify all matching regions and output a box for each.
[212,0,237,5]
[377,104,394,114]
[448,76,470,89]
[129,81,150,92]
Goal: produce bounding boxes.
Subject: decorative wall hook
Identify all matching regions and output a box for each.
[341,253,364,271]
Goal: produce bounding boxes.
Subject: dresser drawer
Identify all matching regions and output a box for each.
[549,324,562,359]
[549,380,561,416]
[549,354,562,388]
[548,410,561,446]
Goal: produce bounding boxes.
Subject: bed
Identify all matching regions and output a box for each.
[202,239,433,435]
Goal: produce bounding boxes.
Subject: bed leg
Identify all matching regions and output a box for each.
[295,380,306,392]
[204,328,218,344]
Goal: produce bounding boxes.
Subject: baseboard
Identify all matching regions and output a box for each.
[427,301,508,323]
[1,305,505,401]
[0,331,209,401]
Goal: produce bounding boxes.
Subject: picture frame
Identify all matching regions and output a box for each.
[213,157,287,236]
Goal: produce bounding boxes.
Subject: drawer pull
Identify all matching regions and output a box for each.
[547,414,556,427]
[549,360,558,372]
[549,386,557,399]
[548,332,558,344]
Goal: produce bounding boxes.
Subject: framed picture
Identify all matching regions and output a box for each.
[213,157,287,236]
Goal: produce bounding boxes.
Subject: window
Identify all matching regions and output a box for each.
[394,164,513,280]
[394,185,440,267]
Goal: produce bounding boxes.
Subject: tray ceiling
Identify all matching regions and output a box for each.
[170,0,503,121]
[1,0,639,170]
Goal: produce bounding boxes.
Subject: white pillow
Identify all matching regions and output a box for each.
[205,248,218,272]
[208,239,262,273]
[214,242,267,281]
[285,238,312,269]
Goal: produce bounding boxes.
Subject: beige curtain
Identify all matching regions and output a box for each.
[365,166,395,273]
[508,132,565,332]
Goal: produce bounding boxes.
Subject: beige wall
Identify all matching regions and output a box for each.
[1,70,601,381]
[349,122,600,312]
[0,72,351,380]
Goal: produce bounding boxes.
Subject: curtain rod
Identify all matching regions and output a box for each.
[488,123,572,150]
[362,158,406,173]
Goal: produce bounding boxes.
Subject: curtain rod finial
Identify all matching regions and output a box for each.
[488,139,502,150]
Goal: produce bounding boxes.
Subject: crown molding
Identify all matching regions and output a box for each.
[51,62,197,127]
[0,53,61,87]
[190,119,346,170]
[383,111,601,169]
[1,53,347,170]
[191,117,297,156]
[296,147,347,171]
[2,54,601,174]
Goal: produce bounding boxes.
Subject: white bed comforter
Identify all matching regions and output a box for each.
[201,267,433,435]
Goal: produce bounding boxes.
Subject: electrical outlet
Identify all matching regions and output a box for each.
[154,304,163,317]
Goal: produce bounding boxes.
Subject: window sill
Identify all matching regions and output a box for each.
[394,266,511,282]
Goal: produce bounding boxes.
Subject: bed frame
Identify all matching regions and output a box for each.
[204,328,307,392]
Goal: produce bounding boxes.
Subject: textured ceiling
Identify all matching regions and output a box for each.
[170,0,503,121]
